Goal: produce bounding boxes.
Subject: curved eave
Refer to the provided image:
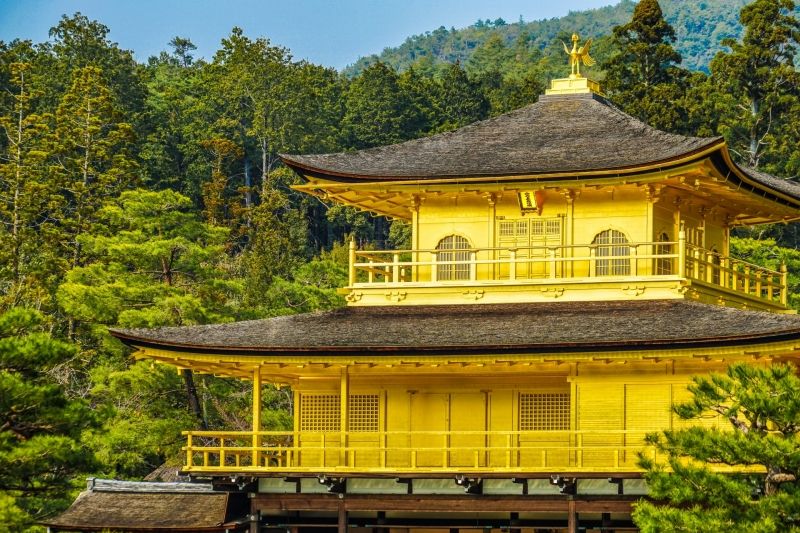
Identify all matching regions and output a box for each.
[715,148,800,208]
[280,139,726,185]
[110,327,800,359]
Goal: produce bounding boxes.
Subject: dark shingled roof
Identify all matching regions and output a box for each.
[282,92,800,202]
[42,479,247,532]
[283,93,716,179]
[111,301,800,356]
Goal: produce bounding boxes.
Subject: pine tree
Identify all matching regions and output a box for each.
[602,0,690,132]
[434,61,489,131]
[342,61,412,148]
[57,189,243,474]
[0,63,59,311]
[0,308,96,531]
[710,0,800,171]
[633,363,800,532]
[53,65,138,271]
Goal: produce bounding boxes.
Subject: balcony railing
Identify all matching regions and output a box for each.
[346,234,787,307]
[183,429,763,475]
[184,429,656,474]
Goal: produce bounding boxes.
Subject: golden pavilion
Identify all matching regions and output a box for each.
[47,63,800,532]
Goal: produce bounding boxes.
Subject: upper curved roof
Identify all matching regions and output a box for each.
[282,92,800,205]
[282,93,720,180]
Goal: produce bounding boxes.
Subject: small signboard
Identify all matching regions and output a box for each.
[517,190,540,213]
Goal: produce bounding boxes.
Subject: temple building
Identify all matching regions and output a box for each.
[48,48,800,533]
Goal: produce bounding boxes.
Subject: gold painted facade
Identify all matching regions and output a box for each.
[126,76,800,481]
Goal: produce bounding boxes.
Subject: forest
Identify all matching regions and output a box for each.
[1,0,799,530]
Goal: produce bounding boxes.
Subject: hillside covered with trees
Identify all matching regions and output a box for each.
[0,0,799,530]
[345,0,798,76]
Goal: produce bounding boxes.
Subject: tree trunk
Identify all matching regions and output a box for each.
[182,369,208,429]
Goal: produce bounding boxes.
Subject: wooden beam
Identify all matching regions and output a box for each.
[251,493,637,514]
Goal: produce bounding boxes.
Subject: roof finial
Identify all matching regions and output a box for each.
[561,33,595,79]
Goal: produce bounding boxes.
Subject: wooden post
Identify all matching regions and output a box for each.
[249,510,261,533]
[509,249,517,281]
[338,501,347,533]
[469,250,477,281]
[185,433,193,469]
[392,253,400,284]
[340,367,349,466]
[568,499,578,533]
[781,262,788,305]
[677,230,686,278]
[252,367,262,468]
[348,239,356,286]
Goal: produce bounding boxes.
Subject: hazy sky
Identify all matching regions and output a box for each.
[0,0,616,69]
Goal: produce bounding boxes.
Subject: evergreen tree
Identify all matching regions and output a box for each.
[57,189,244,475]
[53,65,138,271]
[139,37,208,199]
[633,363,800,532]
[0,308,96,531]
[342,61,413,148]
[710,0,800,171]
[0,63,59,311]
[602,0,690,132]
[434,61,489,131]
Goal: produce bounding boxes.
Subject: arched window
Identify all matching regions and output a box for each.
[593,229,630,276]
[655,232,672,275]
[436,235,470,281]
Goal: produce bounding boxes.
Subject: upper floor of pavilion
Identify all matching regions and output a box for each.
[282,78,800,312]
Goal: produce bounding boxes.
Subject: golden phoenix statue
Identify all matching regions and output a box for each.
[562,33,595,78]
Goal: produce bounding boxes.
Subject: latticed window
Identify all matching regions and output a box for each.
[348,394,379,432]
[593,229,630,276]
[436,235,470,281]
[299,394,380,432]
[655,232,672,275]
[519,393,570,431]
[299,394,340,432]
[531,218,562,237]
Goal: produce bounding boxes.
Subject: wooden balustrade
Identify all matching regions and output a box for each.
[183,429,653,473]
[344,239,787,307]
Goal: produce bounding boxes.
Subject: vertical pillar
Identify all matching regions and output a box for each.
[348,239,356,287]
[338,501,348,533]
[645,185,659,276]
[564,190,577,277]
[411,195,421,282]
[340,367,349,466]
[487,193,497,280]
[568,499,578,533]
[292,389,300,468]
[252,367,262,468]
[248,510,261,533]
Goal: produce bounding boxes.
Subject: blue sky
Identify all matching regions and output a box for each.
[0,0,615,69]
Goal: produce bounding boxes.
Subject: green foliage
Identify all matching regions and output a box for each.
[0,308,96,530]
[634,363,800,532]
[58,188,238,329]
[602,0,687,129]
[343,62,414,148]
[710,0,800,171]
[730,236,800,309]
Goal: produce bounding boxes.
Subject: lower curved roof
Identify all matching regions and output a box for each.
[111,301,800,357]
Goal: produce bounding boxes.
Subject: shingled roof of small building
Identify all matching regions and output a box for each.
[280,93,800,202]
[111,300,800,356]
[41,478,248,532]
